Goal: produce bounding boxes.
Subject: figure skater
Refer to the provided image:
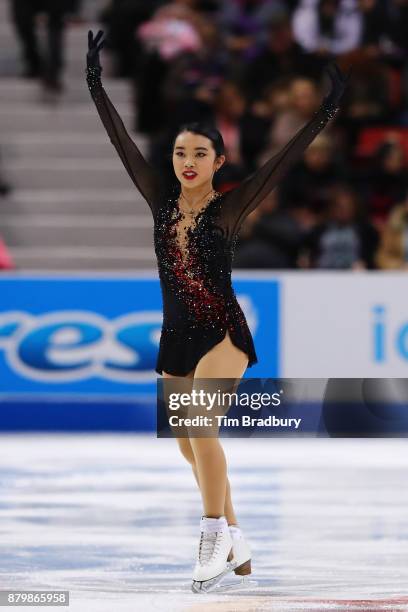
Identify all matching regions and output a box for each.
[85,29,350,593]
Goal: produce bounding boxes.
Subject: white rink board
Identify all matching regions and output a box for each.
[279,272,408,377]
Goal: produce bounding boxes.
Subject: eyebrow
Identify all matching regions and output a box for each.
[174,146,208,151]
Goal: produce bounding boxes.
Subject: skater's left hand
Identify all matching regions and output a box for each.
[87,29,105,70]
[323,61,352,109]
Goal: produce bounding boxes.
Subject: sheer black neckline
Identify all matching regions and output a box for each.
[173,189,224,223]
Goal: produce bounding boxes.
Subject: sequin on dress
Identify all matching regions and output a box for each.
[86,65,340,376]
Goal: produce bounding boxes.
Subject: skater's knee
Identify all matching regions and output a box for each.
[176,437,196,465]
[191,438,225,465]
[190,437,222,459]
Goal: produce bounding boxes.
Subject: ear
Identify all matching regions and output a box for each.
[216,154,226,170]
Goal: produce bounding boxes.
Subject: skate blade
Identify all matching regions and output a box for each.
[212,575,258,592]
[191,560,237,593]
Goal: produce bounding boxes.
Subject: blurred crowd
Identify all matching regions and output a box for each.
[1,0,408,271]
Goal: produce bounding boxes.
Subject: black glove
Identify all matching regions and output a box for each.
[86,29,105,72]
[321,61,352,119]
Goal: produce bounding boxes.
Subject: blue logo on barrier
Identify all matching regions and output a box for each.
[0,311,162,382]
[0,277,279,392]
[372,305,408,362]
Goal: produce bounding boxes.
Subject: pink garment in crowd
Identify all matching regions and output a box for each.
[0,236,14,269]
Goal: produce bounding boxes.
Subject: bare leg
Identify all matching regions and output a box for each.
[162,330,247,523]
[192,463,238,526]
[188,330,248,518]
[175,435,238,524]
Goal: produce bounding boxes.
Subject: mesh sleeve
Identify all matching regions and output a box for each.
[220,101,339,236]
[86,66,162,217]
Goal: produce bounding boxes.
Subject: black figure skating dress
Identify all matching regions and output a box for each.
[86,67,339,376]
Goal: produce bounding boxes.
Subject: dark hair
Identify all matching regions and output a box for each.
[329,182,363,219]
[171,122,225,158]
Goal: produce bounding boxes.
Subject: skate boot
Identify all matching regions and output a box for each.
[207,524,257,592]
[191,515,237,593]
[229,524,252,575]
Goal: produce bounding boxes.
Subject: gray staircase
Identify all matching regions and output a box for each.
[0,0,157,271]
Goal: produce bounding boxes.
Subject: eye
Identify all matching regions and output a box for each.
[174,151,206,157]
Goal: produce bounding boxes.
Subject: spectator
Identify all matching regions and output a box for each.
[216,0,289,80]
[257,76,324,164]
[149,78,249,190]
[0,236,14,270]
[292,0,363,55]
[214,81,247,166]
[376,191,408,269]
[341,57,393,125]
[278,132,349,214]
[0,148,12,197]
[238,95,274,174]
[358,0,387,52]
[135,0,206,134]
[99,1,161,77]
[301,184,379,269]
[10,0,72,92]
[242,14,321,103]
[357,139,408,230]
[386,0,408,56]
[160,18,228,127]
[234,190,312,268]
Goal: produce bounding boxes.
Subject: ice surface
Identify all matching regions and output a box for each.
[0,434,407,611]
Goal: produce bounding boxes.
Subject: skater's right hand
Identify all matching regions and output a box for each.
[323,61,352,109]
[87,29,105,70]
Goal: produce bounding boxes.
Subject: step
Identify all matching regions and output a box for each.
[0,0,158,270]
[0,50,118,79]
[1,131,148,159]
[2,160,145,189]
[0,101,135,133]
[0,213,152,228]
[0,219,154,248]
[0,77,132,104]
[9,246,157,271]
[0,189,147,215]
[10,258,154,271]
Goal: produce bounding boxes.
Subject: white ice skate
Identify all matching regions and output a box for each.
[209,525,258,592]
[191,516,237,593]
[229,524,252,576]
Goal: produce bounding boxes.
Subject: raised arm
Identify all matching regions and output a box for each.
[221,62,352,236]
[86,30,162,217]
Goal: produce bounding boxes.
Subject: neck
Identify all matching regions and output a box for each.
[180,180,214,208]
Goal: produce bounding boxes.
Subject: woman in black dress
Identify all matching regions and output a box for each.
[86,29,350,592]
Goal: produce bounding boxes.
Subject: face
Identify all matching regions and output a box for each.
[383,146,404,173]
[267,23,293,53]
[304,146,332,170]
[172,131,225,188]
[330,191,356,223]
[266,86,291,113]
[290,79,319,116]
[216,82,246,120]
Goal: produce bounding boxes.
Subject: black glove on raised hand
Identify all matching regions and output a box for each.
[321,61,352,120]
[86,29,105,89]
[87,29,105,69]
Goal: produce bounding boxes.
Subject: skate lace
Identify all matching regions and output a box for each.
[198,530,222,566]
